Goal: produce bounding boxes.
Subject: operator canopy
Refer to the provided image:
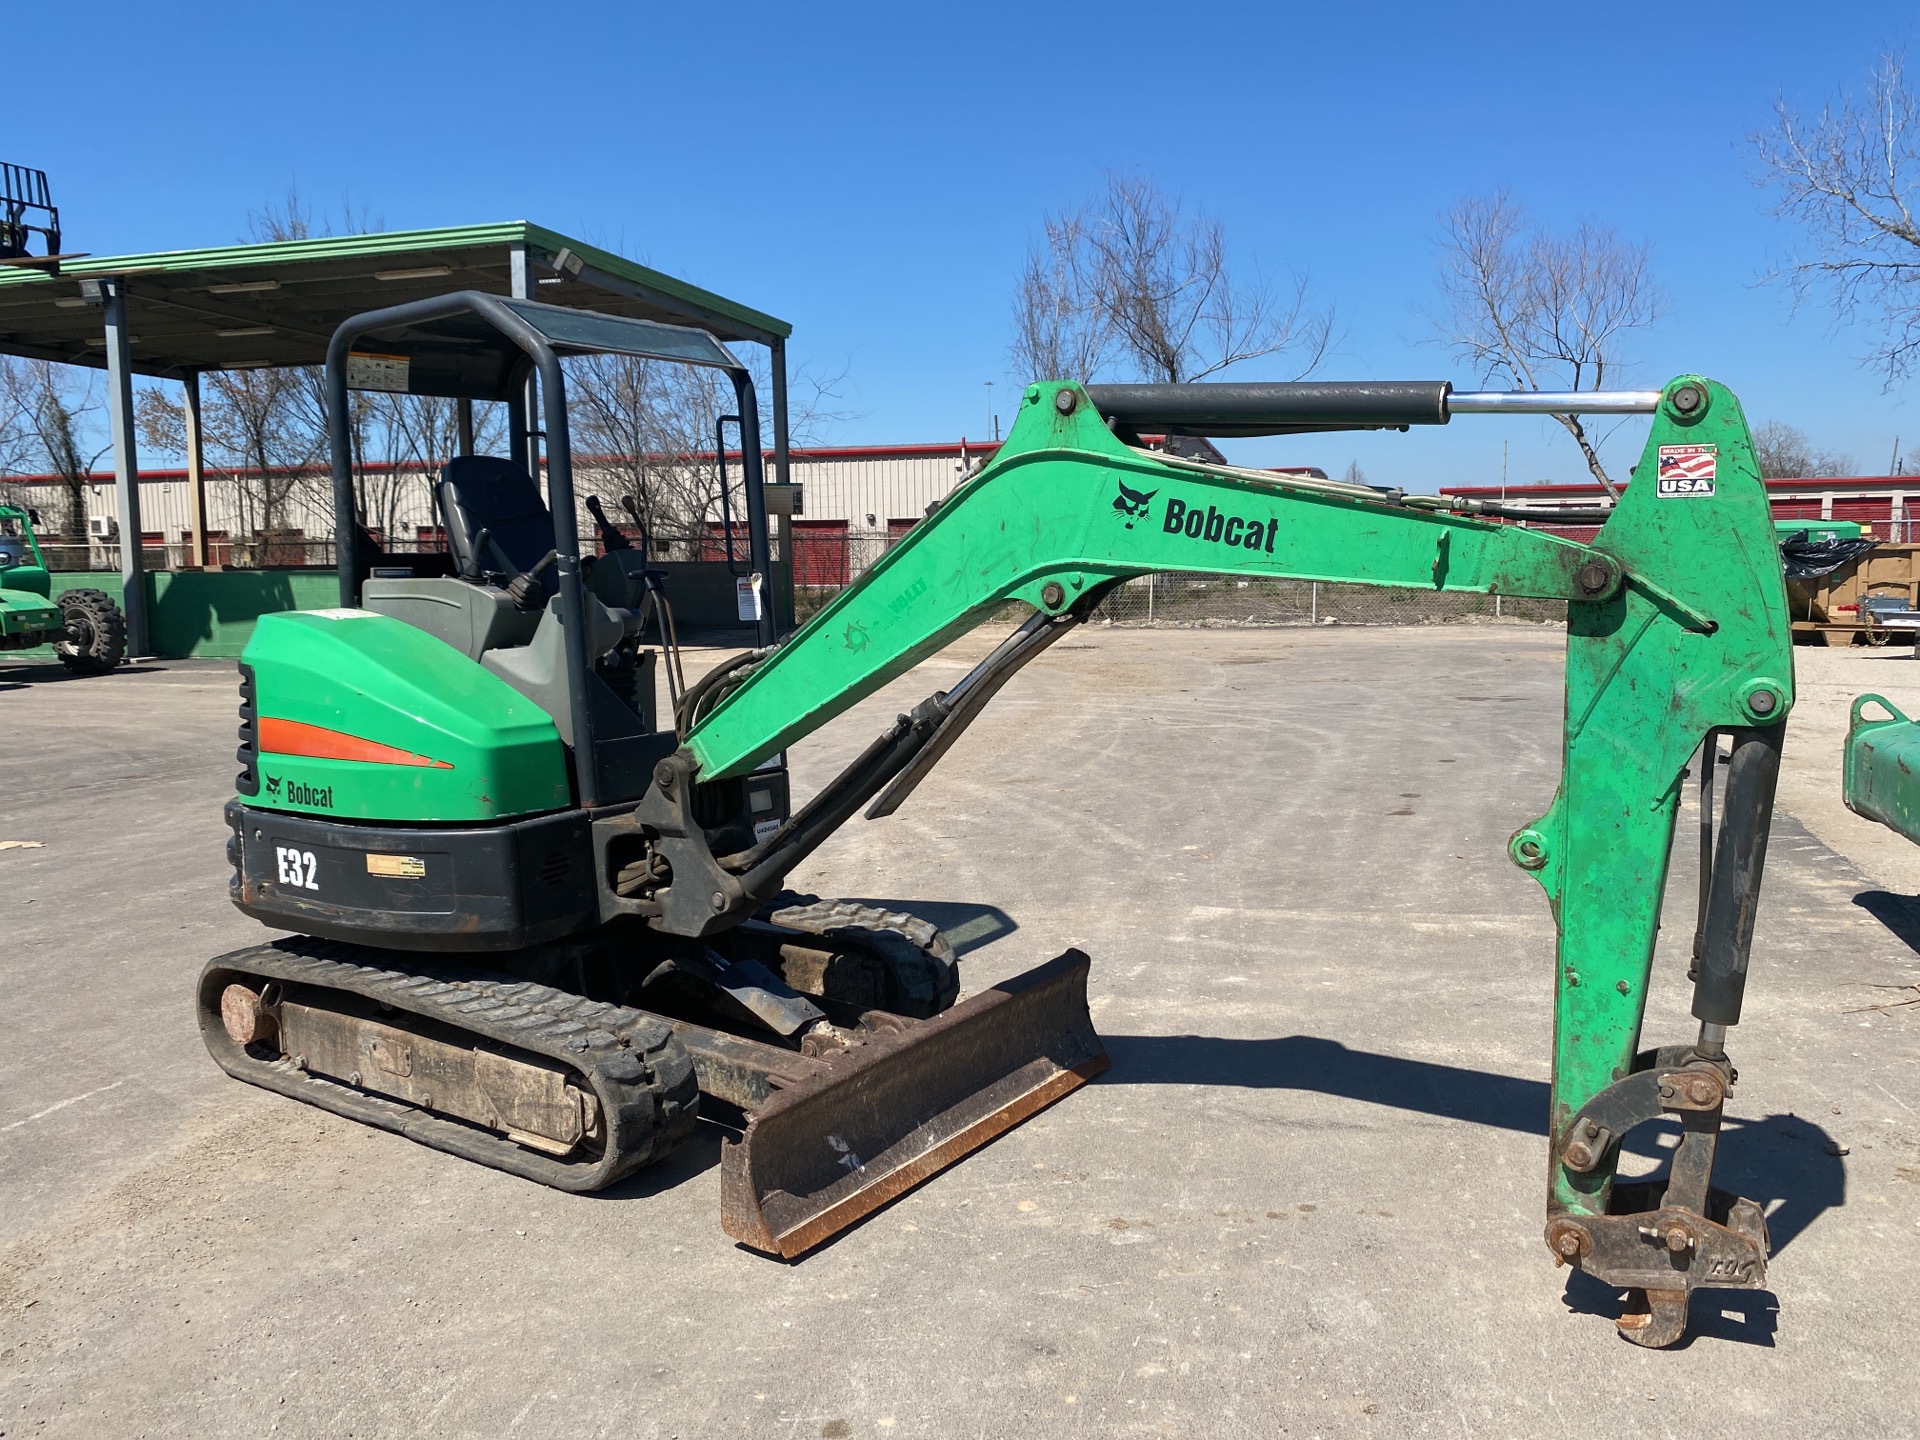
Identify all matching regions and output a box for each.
[338,292,741,402]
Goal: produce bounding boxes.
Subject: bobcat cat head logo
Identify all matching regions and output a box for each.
[1112,478,1157,529]
[264,774,281,796]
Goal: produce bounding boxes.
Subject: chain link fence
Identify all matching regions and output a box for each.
[794,531,1568,628]
[1090,573,1566,627]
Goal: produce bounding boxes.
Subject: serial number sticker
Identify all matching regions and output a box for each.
[366,853,427,879]
[1656,444,1717,497]
[752,818,782,842]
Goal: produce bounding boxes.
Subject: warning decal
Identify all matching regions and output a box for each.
[346,351,411,394]
[1656,444,1717,497]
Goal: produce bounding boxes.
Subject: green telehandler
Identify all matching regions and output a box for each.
[201,290,1794,1348]
[0,504,127,672]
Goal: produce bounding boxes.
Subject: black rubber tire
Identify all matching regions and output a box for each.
[763,895,961,1019]
[53,588,127,672]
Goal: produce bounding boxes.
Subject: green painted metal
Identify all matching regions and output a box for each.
[241,610,569,823]
[1521,378,1791,1216]
[688,382,1614,780]
[0,221,790,340]
[1775,518,1865,542]
[685,375,1794,1222]
[1843,694,1920,843]
[7,570,341,660]
[0,504,63,641]
[9,566,779,661]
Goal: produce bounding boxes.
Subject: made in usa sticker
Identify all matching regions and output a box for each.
[1656,444,1717,497]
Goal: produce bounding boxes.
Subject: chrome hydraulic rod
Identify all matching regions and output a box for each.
[1448,390,1663,415]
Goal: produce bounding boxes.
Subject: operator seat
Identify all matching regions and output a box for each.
[436,456,557,597]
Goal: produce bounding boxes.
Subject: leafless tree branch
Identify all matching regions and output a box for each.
[1755,52,1920,382]
[1749,419,1853,478]
[1433,192,1664,496]
[1010,173,1332,385]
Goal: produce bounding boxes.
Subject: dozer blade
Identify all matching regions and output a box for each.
[719,948,1107,1258]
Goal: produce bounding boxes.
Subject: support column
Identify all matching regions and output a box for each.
[102,279,149,657]
[183,371,211,569]
[510,244,540,499]
[456,397,474,457]
[770,337,793,633]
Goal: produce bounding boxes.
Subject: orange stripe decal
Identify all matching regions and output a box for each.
[259,717,454,770]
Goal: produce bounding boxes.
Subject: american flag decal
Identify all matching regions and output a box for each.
[1656,444,1718,497]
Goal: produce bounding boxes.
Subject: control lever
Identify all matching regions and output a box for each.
[585,495,631,552]
[506,549,558,611]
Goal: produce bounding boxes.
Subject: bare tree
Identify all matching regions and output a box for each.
[0,358,106,539]
[0,362,31,479]
[567,353,849,555]
[1755,54,1920,381]
[1011,173,1332,385]
[356,393,507,545]
[1751,420,1854,478]
[136,189,397,560]
[139,368,328,559]
[1011,212,1118,385]
[1434,193,1663,498]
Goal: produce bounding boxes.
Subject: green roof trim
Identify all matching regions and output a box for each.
[0,220,788,342]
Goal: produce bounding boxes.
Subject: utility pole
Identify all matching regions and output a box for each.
[985,380,996,443]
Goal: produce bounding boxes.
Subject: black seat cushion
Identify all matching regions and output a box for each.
[436,456,555,591]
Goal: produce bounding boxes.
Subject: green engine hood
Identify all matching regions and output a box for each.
[240,609,570,823]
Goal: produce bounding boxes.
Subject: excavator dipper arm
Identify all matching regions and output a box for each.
[670,375,1794,1346]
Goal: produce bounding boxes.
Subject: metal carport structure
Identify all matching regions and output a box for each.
[0,222,794,655]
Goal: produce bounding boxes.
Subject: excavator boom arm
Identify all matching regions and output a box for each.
[679,375,1797,1346]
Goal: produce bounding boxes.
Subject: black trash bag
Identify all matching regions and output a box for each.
[1779,533,1878,580]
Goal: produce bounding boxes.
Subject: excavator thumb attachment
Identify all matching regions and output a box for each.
[719,948,1107,1258]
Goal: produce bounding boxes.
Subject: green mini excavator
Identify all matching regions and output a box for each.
[202,290,1794,1348]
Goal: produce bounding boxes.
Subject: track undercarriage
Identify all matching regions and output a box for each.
[199,899,1106,1254]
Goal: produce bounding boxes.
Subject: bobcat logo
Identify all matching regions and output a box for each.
[1113,478,1157,529]
[264,774,282,797]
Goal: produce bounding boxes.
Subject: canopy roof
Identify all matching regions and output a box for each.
[340,293,745,401]
[0,221,789,378]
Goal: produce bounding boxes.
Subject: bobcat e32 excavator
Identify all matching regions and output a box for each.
[202,290,1793,1348]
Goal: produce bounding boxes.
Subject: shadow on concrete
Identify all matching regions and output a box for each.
[1102,1034,1846,1255]
[598,1119,727,1200]
[1103,1033,1545,1131]
[1560,1271,1781,1349]
[0,662,168,683]
[1852,890,1920,954]
[834,898,1019,957]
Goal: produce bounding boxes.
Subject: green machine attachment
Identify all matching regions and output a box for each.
[0,504,127,672]
[201,297,1794,1349]
[1844,694,1920,842]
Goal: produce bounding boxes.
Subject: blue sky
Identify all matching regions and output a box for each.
[14,0,1920,491]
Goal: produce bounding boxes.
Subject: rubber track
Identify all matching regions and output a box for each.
[765,897,960,1017]
[198,936,699,1192]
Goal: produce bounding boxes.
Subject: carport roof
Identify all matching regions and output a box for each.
[0,221,790,378]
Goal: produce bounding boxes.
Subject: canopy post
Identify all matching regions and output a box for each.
[510,244,540,499]
[101,279,150,657]
[183,370,211,569]
[456,398,474,457]
[770,337,793,634]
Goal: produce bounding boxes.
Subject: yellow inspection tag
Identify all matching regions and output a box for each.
[365,854,427,879]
